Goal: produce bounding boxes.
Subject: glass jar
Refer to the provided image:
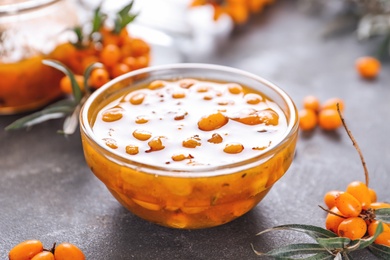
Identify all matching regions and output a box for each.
[0,0,78,114]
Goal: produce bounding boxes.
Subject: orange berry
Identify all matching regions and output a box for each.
[31,251,55,260]
[318,109,342,131]
[368,220,390,237]
[122,56,137,70]
[54,243,85,260]
[59,75,84,95]
[9,240,43,260]
[130,38,150,57]
[375,231,390,246]
[321,97,345,112]
[111,63,131,78]
[370,202,390,210]
[369,188,377,203]
[298,109,317,131]
[302,95,320,112]
[335,192,362,217]
[355,56,381,79]
[346,181,371,210]
[100,44,121,67]
[89,68,110,89]
[325,207,346,234]
[338,217,367,240]
[324,190,341,209]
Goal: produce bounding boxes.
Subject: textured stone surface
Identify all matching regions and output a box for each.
[1,1,389,259]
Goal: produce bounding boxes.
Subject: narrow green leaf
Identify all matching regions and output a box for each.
[118,0,134,17]
[375,208,390,222]
[5,106,73,130]
[261,243,327,258]
[91,5,106,34]
[42,59,83,104]
[256,224,338,240]
[316,237,351,250]
[83,62,104,95]
[303,252,335,260]
[368,243,390,259]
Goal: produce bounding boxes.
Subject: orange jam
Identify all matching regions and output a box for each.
[82,77,297,229]
[92,79,288,168]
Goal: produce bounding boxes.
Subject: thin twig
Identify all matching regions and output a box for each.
[336,103,370,186]
[318,205,347,219]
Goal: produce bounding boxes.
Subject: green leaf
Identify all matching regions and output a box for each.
[256,224,338,240]
[316,237,351,250]
[83,62,104,95]
[118,0,135,17]
[375,208,390,222]
[4,105,74,130]
[254,243,328,258]
[368,243,390,259]
[91,5,106,34]
[113,0,138,34]
[42,59,83,104]
[59,102,82,135]
[304,252,335,260]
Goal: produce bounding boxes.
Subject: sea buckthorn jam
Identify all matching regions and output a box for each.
[92,78,288,168]
[81,73,298,229]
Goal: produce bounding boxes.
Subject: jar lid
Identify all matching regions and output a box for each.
[0,0,60,16]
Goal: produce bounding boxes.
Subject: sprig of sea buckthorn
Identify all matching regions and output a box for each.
[8,240,85,260]
[253,104,390,259]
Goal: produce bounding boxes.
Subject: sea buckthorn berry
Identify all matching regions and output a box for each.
[182,137,201,148]
[302,95,320,112]
[122,56,137,70]
[368,220,390,237]
[337,217,367,240]
[375,231,390,246]
[370,202,390,209]
[103,138,118,149]
[172,153,194,161]
[179,79,197,89]
[132,129,152,141]
[227,83,243,94]
[244,93,263,104]
[369,188,377,203]
[207,133,223,144]
[231,108,279,126]
[172,91,186,99]
[198,112,229,131]
[223,143,244,154]
[335,192,362,217]
[325,207,346,234]
[89,68,110,89]
[54,242,85,260]
[346,181,371,210]
[111,63,131,78]
[318,109,342,131]
[321,98,345,112]
[134,55,149,70]
[125,145,139,155]
[9,240,43,260]
[135,115,149,124]
[100,44,121,67]
[355,56,381,79]
[31,251,55,260]
[130,92,146,105]
[60,75,84,95]
[298,108,317,131]
[130,38,150,57]
[324,190,341,209]
[102,107,124,122]
[148,80,165,90]
[146,136,165,152]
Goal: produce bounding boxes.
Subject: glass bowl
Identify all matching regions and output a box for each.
[80,63,299,229]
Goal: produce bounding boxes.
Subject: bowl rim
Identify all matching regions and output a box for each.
[80,63,299,177]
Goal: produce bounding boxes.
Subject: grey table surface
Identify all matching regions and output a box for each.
[1,1,389,259]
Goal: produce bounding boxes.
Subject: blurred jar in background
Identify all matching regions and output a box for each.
[0,0,78,114]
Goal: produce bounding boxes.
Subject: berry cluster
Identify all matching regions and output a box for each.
[299,96,344,131]
[8,240,84,260]
[324,181,390,245]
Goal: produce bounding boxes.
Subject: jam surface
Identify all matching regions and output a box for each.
[92,78,288,168]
